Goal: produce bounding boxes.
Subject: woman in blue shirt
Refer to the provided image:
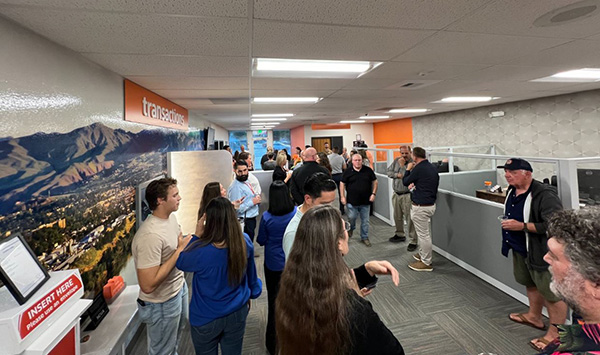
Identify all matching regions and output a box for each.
[177,197,262,355]
[257,180,296,355]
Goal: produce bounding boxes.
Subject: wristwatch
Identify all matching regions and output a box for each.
[522,223,529,232]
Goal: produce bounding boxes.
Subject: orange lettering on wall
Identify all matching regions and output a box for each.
[124,79,189,130]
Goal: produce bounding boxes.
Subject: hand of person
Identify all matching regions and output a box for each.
[232,196,245,210]
[252,194,261,205]
[406,162,414,171]
[369,194,375,202]
[396,172,403,178]
[177,232,193,251]
[365,260,400,286]
[349,269,372,298]
[399,157,406,166]
[501,219,525,231]
[408,183,415,190]
[359,287,373,297]
[247,299,252,311]
[340,196,346,205]
[195,215,206,236]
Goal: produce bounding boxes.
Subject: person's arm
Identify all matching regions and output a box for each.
[138,233,192,294]
[256,217,268,246]
[369,174,379,202]
[361,302,405,355]
[289,171,302,204]
[534,189,563,235]
[342,160,347,170]
[229,185,254,214]
[386,159,398,179]
[245,236,263,299]
[402,164,418,186]
[340,181,347,205]
[282,227,295,259]
[284,170,293,183]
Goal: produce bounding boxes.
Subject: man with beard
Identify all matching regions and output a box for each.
[228,160,261,242]
[539,208,600,354]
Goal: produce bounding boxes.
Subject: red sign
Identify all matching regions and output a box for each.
[49,327,76,355]
[124,79,189,130]
[18,274,82,339]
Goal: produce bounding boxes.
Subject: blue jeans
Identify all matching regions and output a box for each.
[347,203,370,240]
[191,304,249,355]
[137,282,189,355]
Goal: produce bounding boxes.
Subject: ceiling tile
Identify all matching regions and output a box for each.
[251,78,351,90]
[126,76,249,90]
[82,54,249,76]
[393,31,570,65]
[254,0,485,30]
[253,20,434,61]
[506,39,600,67]
[447,0,600,39]
[363,62,489,80]
[0,0,247,17]
[154,89,249,99]
[0,7,249,55]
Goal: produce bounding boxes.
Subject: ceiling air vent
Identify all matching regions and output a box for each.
[385,79,441,90]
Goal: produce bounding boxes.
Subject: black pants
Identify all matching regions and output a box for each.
[264,265,282,355]
[244,217,257,242]
[332,173,344,214]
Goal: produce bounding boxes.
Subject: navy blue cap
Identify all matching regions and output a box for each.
[497,158,533,172]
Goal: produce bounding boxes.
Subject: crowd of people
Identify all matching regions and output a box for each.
[131,144,600,355]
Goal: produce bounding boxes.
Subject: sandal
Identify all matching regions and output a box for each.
[508,313,547,331]
[529,337,551,352]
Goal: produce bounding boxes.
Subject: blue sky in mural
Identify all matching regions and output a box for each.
[228,131,248,154]
[273,130,291,154]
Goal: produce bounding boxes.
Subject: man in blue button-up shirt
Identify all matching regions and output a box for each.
[228,160,261,242]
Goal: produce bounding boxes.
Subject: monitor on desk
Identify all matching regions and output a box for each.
[578,168,600,203]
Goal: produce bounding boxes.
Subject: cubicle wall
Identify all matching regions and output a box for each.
[373,173,393,225]
[439,170,497,197]
[431,190,528,302]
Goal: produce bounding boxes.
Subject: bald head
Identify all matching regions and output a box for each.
[303,147,318,162]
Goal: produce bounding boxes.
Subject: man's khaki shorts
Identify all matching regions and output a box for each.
[513,250,560,303]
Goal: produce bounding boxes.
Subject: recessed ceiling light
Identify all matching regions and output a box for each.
[360,115,389,119]
[340,120,365,123]
[251,122,280,125]
[253,58,383,79]
[251,118,287,121]
[253,97,321,104]
[388,108,430,113]
[251,113,294,117]
[438,97,497,103]
[532,68,600,82]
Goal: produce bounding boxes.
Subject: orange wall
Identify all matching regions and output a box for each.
[373,118,413,160]
[290,126,304,153]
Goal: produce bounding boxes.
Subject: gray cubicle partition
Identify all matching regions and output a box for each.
[373,172,393,224]
[438,170,497,197]
[431,190,528,302]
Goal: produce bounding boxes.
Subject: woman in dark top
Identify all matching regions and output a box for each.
[276,205,403,355]
[317,152,333,175]
[257,181,297,354]
[272,153,291,183]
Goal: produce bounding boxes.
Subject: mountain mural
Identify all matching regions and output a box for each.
[0,123,204,214]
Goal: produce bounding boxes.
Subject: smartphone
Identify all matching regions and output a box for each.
[363,281,377,290]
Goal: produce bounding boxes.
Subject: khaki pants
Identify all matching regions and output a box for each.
[411,204,436,265]
[392,192,416,244]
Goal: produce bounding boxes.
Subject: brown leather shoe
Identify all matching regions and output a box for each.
[408,260,433,272]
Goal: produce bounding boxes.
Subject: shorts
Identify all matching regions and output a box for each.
[512,250,560,303]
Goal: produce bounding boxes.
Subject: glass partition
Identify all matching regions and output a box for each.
[228,131,248,155]
[252,130,268,171]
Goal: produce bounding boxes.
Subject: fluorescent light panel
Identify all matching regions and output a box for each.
[388,108,430,113]
[250,118,287,121]
[531,68,600,82]
[253,97,321,104]
[340,120,365,123]
[251,113,294,117]
[439,97,496,103]
[360,115,389,119]
[253,58,382,79]
[251,122,280,125]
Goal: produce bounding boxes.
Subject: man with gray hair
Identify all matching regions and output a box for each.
[497,158,567,351]
[539,208,600,354]
[387,145,417,249]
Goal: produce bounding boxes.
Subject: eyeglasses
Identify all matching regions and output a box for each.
[344,220,351,231]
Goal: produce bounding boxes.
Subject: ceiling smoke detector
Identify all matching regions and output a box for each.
[534,0,600,27]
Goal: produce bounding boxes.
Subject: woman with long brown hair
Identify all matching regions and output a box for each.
[198,182,243,219]
[276,205,403,355]
[317,151,333,175]
[177,197,262,354]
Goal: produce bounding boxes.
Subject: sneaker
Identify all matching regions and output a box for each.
[408,260,433,272]
[413,253,421,261]
[348,230,353,238]
[407,243,418,252]
[389,235,406,243]
[361,239,372,247]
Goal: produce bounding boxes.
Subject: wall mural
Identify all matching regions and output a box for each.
[0,122,204,296]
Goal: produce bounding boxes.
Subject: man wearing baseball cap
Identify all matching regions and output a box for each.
[497,158,567,351]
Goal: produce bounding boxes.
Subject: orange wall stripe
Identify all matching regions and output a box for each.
[373,118,413,161]
[311,123,351,130]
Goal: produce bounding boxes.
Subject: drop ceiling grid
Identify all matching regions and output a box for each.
[253,0,488,30]
[446,0,600,39]
[505,39,600,67]
[126,76,250,90]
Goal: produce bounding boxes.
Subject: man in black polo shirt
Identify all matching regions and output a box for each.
[289,147,329,205]
[498,158,566,351]
[340,153,378,247]
[402,147,439,271]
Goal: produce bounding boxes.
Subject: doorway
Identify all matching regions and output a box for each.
[311,136,343,153]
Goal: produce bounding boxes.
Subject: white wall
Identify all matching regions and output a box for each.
[303,123,375,149]
[0,16,224,138]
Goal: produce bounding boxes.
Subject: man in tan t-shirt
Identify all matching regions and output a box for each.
[132,177,192,355]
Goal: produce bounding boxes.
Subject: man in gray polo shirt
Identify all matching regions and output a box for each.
[328,146,347,214]
[387,146,417,250]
